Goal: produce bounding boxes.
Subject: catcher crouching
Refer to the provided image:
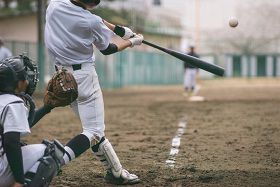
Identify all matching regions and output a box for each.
[0,55,68,187]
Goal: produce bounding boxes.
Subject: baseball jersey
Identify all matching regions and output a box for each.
[0,94,30,170]
[45,0,113,65]
[0,47,12,61]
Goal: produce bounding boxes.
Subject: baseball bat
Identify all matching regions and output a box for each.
[142,40,225,76]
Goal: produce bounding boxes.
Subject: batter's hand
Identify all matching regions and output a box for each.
[122,26,134,40]
[129,34,144,47]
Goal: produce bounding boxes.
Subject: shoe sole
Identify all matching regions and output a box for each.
[105,178,141,185]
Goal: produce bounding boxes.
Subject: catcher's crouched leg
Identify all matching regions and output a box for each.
[91,137,140,185]
[25,140,65,187]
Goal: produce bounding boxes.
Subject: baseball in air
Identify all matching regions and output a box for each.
[229,17,238,28]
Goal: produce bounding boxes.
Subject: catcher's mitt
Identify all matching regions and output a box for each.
[44,69,78,108]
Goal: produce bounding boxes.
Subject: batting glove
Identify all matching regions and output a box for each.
[129,34,144,47]
[122,27,134,40]
[113,25,134,40]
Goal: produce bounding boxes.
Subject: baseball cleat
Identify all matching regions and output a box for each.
[104,169,140,185]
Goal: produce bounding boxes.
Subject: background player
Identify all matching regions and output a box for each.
[183,45,200,96]
[0,37,12,61]
[44,0,143,185]
[0,55,64,187]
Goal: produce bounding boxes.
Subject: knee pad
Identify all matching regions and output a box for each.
[25,139,65,187]
[42,139,65,164]
[82,131,103,147]
[25,156,58,187]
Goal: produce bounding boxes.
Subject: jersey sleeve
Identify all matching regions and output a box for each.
[90,15,113,51]
[2,103,31,135]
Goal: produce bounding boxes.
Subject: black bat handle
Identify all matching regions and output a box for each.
[143,40,168,52]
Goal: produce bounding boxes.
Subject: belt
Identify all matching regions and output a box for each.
[56,63,92,72]
[72,64,82,71]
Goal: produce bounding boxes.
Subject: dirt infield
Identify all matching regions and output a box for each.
[26,78,280,187]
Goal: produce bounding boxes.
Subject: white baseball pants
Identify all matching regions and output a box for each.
[184,68,197,90]
[62,63,106,141]
[0,144,46,186]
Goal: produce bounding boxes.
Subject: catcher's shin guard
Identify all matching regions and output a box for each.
[25,140,65,187]
[25,156,58,187]
[92,138,140,184]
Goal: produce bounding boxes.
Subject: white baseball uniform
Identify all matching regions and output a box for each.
[0,94,46,187]
[183,51,199,92]
[45,0,113,142]
[184,68,197,91]
[0,46,12,61]
[44,1,141,184]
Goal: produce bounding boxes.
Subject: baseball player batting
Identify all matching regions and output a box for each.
[0,55,65,187]
[44,0,143,185]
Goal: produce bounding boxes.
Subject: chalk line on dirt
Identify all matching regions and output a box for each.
[165,120,187,168]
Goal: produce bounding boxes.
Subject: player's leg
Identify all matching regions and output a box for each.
[184,69,189,92]
[0,141,64,187]
[68,65,139,184]
[187,69,194,92]
[61,131,91,165]
[190,69,197,92]
[188,69,195,92]
[88,77,139,184]
[0,144,47,186]
[183,69,190,97]
[24,140,64,187]
[61,67,100,165]
[59,99,90,165]
[91,137,140,185]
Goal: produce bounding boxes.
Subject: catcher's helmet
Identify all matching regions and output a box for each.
[22,55,39,95]
[0,55,38,94]
[80,0,100,5]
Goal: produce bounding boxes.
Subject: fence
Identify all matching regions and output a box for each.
[5,41,218,90]
[95,50,187,88]
[225,54,280,77]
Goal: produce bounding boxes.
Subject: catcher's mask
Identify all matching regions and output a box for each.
[0,55,39,95]
[22,55,39,95]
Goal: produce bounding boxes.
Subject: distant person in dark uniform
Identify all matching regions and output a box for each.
[183,45,199,96]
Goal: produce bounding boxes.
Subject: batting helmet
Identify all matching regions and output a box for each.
[0,55,38,94]
[80,0,100,5]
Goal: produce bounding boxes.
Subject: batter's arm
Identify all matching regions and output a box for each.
[100,20,143,54]
[3,132,25,184]
[102,19,134,40]
[102,19,115,31]
[115,40,134,51]
[100,42,131,55]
